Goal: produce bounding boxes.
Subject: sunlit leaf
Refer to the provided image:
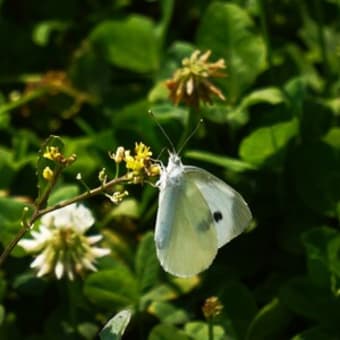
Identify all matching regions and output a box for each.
[148,301,189,325]
[84,265,139,309]
[90,15,160,73]
[292,142,340,217]
[135,232,159,293]
[148,324,190,340]
[239,119,298,167]
[197,2,267,102]
[246,298,292,340]
[184,322,227,340]
[185,150,256,172]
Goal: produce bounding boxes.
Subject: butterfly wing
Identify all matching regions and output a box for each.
[155,174,218,277]
[184,166,252,248]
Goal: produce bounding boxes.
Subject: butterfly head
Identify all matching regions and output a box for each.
[156,151,184,189]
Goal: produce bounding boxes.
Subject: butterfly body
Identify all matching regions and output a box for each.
[155,152,252,277]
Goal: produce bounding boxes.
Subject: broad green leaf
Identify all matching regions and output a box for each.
[0,147,19,187]
[185,150,256,172]
[148,324,190,340]
[184,322,227,340]
[291,326,339,340]
[0,276,6,302]
[90,15,160,73]
[219,281,258,339]
[299,100,333,142]
[302,227,338,287]
[239,119,298,167]
[149,103,189,126]
[78,322,99,340]
[135,232,159,293]
[148,301,189,325]
[62,135,104,178]
[110,198,139,220]
[240,88,284,108]
[84,265,139,309]
[170,276,200,294]
[141,284,178,304]
[0,197,30,254]
[36,135,65,207]
[0,305,4,326]
[197,2,267,102]
[32,21,68,47]
[100,309,132,340]
[246,298,292,340]
[292,142,340,217]
[47,184,79,206]
[323,128,340,149]
[279,276,340,327]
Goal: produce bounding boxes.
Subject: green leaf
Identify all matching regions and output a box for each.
[100,309,132,340]
[32,20,68,47]
[323,128,340,150]
[197,2,267,102]
[302,227,338,287]
[78,322,99,340]
[135,232,159,293]
[84,265,139,310]
[0,305,4,326]
[184,322,227,340]
[246,298,292,340]
[279,276,340,327]
[36,135,65,207]
[148,301,189,325]
[141,284,178,304]
[239,118,298,167]
[47,184,79,206]
[291,326,339,340]
[240,87,284,108]
[0,197,30,253]
[90,15,160,73]
[219,281,258,339]
[185,150,256,172]
[148,324,190,340]
[292,142,340,217]
[149,103,189,126]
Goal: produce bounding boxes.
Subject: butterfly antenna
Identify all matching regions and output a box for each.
[148,110,176,152]
[177,118,204,155]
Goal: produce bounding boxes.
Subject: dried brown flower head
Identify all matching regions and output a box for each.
[202,296,223,320]
[166,50,226,110]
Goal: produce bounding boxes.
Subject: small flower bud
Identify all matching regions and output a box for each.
[42,166,54,181]
[109,146,125,163]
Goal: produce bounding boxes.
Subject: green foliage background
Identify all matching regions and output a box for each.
[0,0,340,339]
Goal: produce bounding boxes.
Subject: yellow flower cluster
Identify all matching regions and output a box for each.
[110,142,160,181]
[43,146,62,162]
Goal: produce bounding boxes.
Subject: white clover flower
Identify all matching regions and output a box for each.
[19,203,110,280]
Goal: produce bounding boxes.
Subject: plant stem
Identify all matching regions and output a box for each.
[313,0,329,79]
[177,108,200,152]
[258,0,274,76]
[208,316,214,340]
[0,174,130,267]
[67,280,78,339]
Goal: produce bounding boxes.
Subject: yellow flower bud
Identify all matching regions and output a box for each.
[42,166,54,181]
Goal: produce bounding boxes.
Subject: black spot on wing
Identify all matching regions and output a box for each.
[213,211,223,223]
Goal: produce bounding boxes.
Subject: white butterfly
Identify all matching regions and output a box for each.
[155,152,252,278]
